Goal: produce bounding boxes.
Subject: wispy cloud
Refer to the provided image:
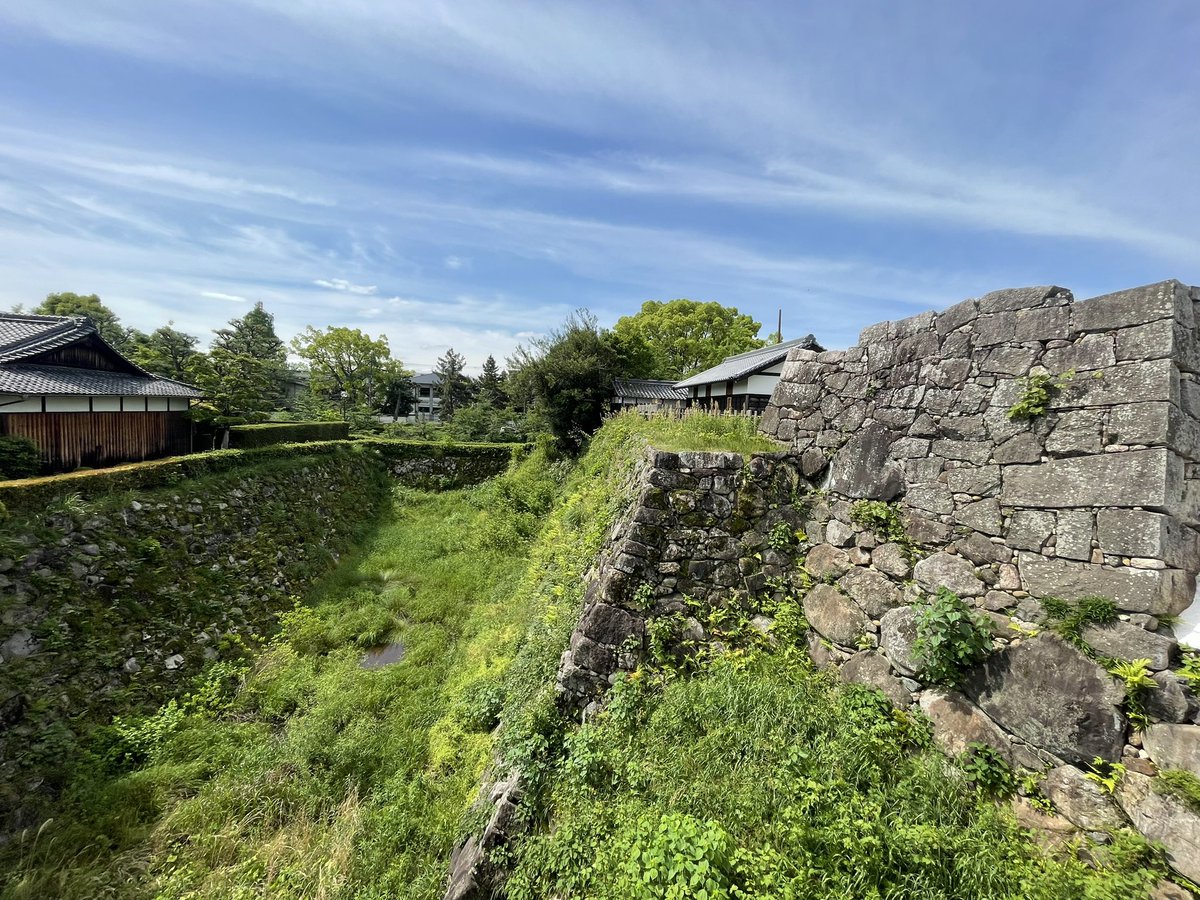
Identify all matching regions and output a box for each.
[313,278,378,295]
[201,290,249,303]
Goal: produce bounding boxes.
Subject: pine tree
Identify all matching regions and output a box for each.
[434,347,470,419]
[477,354,506,406]
[213,302,286,363]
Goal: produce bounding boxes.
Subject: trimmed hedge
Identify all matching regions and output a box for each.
[228,421,350,448]
[0,435,41,479]
[0,439,531,519]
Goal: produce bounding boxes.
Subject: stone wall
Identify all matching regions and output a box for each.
[752,278,1200,881]
[556,446,809,711]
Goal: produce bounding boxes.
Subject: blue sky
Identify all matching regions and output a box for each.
[0,2,1196,372]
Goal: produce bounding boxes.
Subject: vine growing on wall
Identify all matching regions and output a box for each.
[1006,370,1075,420]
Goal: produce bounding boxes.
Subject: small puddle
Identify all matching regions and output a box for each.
[360,642,406,669]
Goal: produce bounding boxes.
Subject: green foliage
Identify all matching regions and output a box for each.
[186,346,275,425]
[1155,768,1200,815]
[444,401,530,443]
[957,742,1015,797]
[228,421,351,448]
[1108,658,1158,730]
[125,323,199,380]
[506,310,630,449]
[506,651,1166,900]
[850,500,916,556]
[766,521,796,551]
[1042,595,1118,647]
[1006,370,1075,420]
[434,347,471,419]
[611,298,765,380]
[290,324,395,408]
[1179,651,1200,690]
[212,301,286,366]
[603,409,779,455]
[1084,757,1127,795]
[912,588,994,685]
[0,435,41,479]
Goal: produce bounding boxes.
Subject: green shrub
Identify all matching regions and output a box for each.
[228,421,350,448]
[0,434,41,479]
[957,742,1015,797]
[912,588,994,685]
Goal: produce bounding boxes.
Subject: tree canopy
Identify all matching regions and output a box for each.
[508,310,627,449]
[127,324,199,380]
[186,348,275,425]
[611,299,764,380]
[213,302,286,364]
[34,292,129,349]
[291,325,392,407]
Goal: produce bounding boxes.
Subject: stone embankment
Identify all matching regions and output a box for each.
[534,280,1200,890]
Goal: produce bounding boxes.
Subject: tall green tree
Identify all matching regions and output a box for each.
[508,310,626,449]
[291,325,392,407]
[186,348,274,426]
[127,323,199,380]
[434,347,471,420]
[34,292,128,348]
[476,354,507,406]
[213,302,286,364]
[611,299,764,380]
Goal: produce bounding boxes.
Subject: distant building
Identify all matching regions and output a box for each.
[410,372,442,421]
[611,378,687,411]
[674,335,823,413]
[0,313,202,472]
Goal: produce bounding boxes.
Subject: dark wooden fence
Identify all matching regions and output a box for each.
[1,412,192,472]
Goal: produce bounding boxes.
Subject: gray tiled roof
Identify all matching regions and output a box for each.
[0,364,202,397]
[0,313,202,398]
[0,315,97,364]
[613,378,687,401]
[674,335,823,389]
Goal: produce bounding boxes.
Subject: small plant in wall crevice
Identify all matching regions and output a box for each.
[1006,369,1075,421]
[912,587,994,686]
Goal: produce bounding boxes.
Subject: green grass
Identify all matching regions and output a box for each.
[1,454,561,899]
[605,408,782,454]
[0,412,823,899]
[504,646,1169,900]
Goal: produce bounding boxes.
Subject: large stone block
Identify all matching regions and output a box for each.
[1002,448,1183,511]
[840,651,911,707]
[955,498,1003,536]
[919,689,1015,763]
[879,604,921,675]
[1097,508,1199,570]
[1042,765,1125,831]
[963,634,1126,765]
[1006,509,1055,551]
[1074,280,1192,333]
[977,285,1071,314]
[827,424,905,500]
[1080,621,1177,671]
[1050,359,1179,410]
[838,566,904,618]
[1041,333,1116,373]
[1143,724,1200,779]
[1018,552,1194,615]
[1116,770,1200,885]
[914,551,984,597]
[803,584,869,647]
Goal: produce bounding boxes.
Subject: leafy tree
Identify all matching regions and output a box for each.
[291,326,392,407]
[447,401,528,442]
[34,292,129,348]
[508,310,626,449]
[477,354,507,406]
[127,323,199,380]
[380,361,416,420]
[611,299,764,380]
[434,347,471,420]
[186,349,275,427]
[213,302,286,364]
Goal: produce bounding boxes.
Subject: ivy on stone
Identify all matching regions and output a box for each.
[912,587,994,686]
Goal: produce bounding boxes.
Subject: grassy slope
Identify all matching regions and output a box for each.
[2,468,553,899]
[2,412,763,899]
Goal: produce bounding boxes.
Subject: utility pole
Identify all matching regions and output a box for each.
[776,308,783,343]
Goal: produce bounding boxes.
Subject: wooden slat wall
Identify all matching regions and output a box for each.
[1,412,192,471]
